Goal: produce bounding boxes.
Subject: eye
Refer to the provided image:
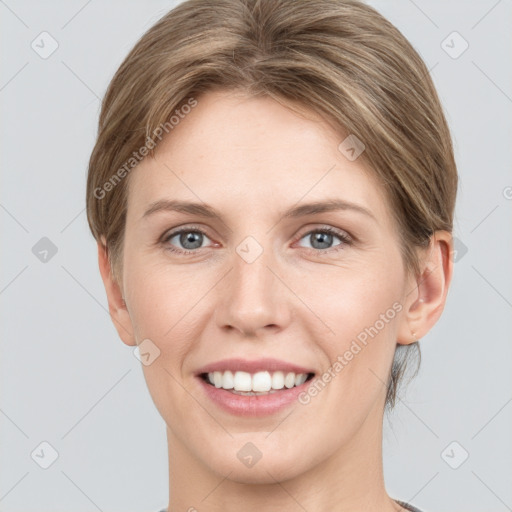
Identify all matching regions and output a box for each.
[161,225,352,256]
[296,226,351,252]
[162,227,212,254]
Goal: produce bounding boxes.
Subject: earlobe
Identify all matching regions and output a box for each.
[97,238,137,346]
[397,231,454,345]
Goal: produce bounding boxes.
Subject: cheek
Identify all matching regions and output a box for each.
[124,255,204,338]
[124,245,403,356]
[306,260,402,388]
[311,262,401,337]
[122,259,209,420]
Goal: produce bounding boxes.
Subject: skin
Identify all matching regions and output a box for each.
[98,89,453,512]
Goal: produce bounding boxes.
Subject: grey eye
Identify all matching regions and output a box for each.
[167,230,210,251]
[298,230,344,250]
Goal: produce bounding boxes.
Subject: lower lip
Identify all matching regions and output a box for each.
[196,375,314,417]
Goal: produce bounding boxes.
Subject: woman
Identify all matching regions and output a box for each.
[86,1,457,510]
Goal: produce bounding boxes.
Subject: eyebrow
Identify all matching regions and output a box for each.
[142,198,376,222]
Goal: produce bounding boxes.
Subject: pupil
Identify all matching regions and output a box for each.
[181,231,202,249]
[312,232,331,250]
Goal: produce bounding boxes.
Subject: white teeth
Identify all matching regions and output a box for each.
[222,370,234,389]
[271,371,285,390]
[252,371,272,392]
[213,371,223,388]
[233,371,252,391]
[295,373,308,386]
[284,372,295,389]
[206,370,310,392]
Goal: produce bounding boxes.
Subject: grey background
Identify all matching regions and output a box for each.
[1,1,511,511]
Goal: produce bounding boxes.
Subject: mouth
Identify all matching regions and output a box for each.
[199,370,316,396]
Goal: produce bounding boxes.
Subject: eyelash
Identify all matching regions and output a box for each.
[161,225,352,256]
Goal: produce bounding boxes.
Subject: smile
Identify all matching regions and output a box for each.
[201,370,315,394]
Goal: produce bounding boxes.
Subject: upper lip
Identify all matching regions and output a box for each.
[195,358,315,376]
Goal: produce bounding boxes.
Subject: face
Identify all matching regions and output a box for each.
[115,89,419,483]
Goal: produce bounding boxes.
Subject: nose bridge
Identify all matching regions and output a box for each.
[216,233,290,336]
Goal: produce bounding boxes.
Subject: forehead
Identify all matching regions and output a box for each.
[126,90,393,229]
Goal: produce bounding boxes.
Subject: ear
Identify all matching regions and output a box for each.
[396,230,454,345]
[97,237,136,346]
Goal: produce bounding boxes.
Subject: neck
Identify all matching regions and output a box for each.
[166,400,403,512]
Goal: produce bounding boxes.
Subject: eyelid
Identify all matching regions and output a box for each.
[160,224,210,242]
[296,224,352,241]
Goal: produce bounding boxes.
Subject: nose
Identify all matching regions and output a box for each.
[214,241,292,338]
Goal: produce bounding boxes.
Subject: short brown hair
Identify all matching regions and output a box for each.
[86,0,458,409]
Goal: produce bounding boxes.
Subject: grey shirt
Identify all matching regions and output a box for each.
[157,500,424,511]
[395,499,425,511]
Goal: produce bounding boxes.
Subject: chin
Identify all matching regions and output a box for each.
[200,436,317,485]
[215,457,309,485]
